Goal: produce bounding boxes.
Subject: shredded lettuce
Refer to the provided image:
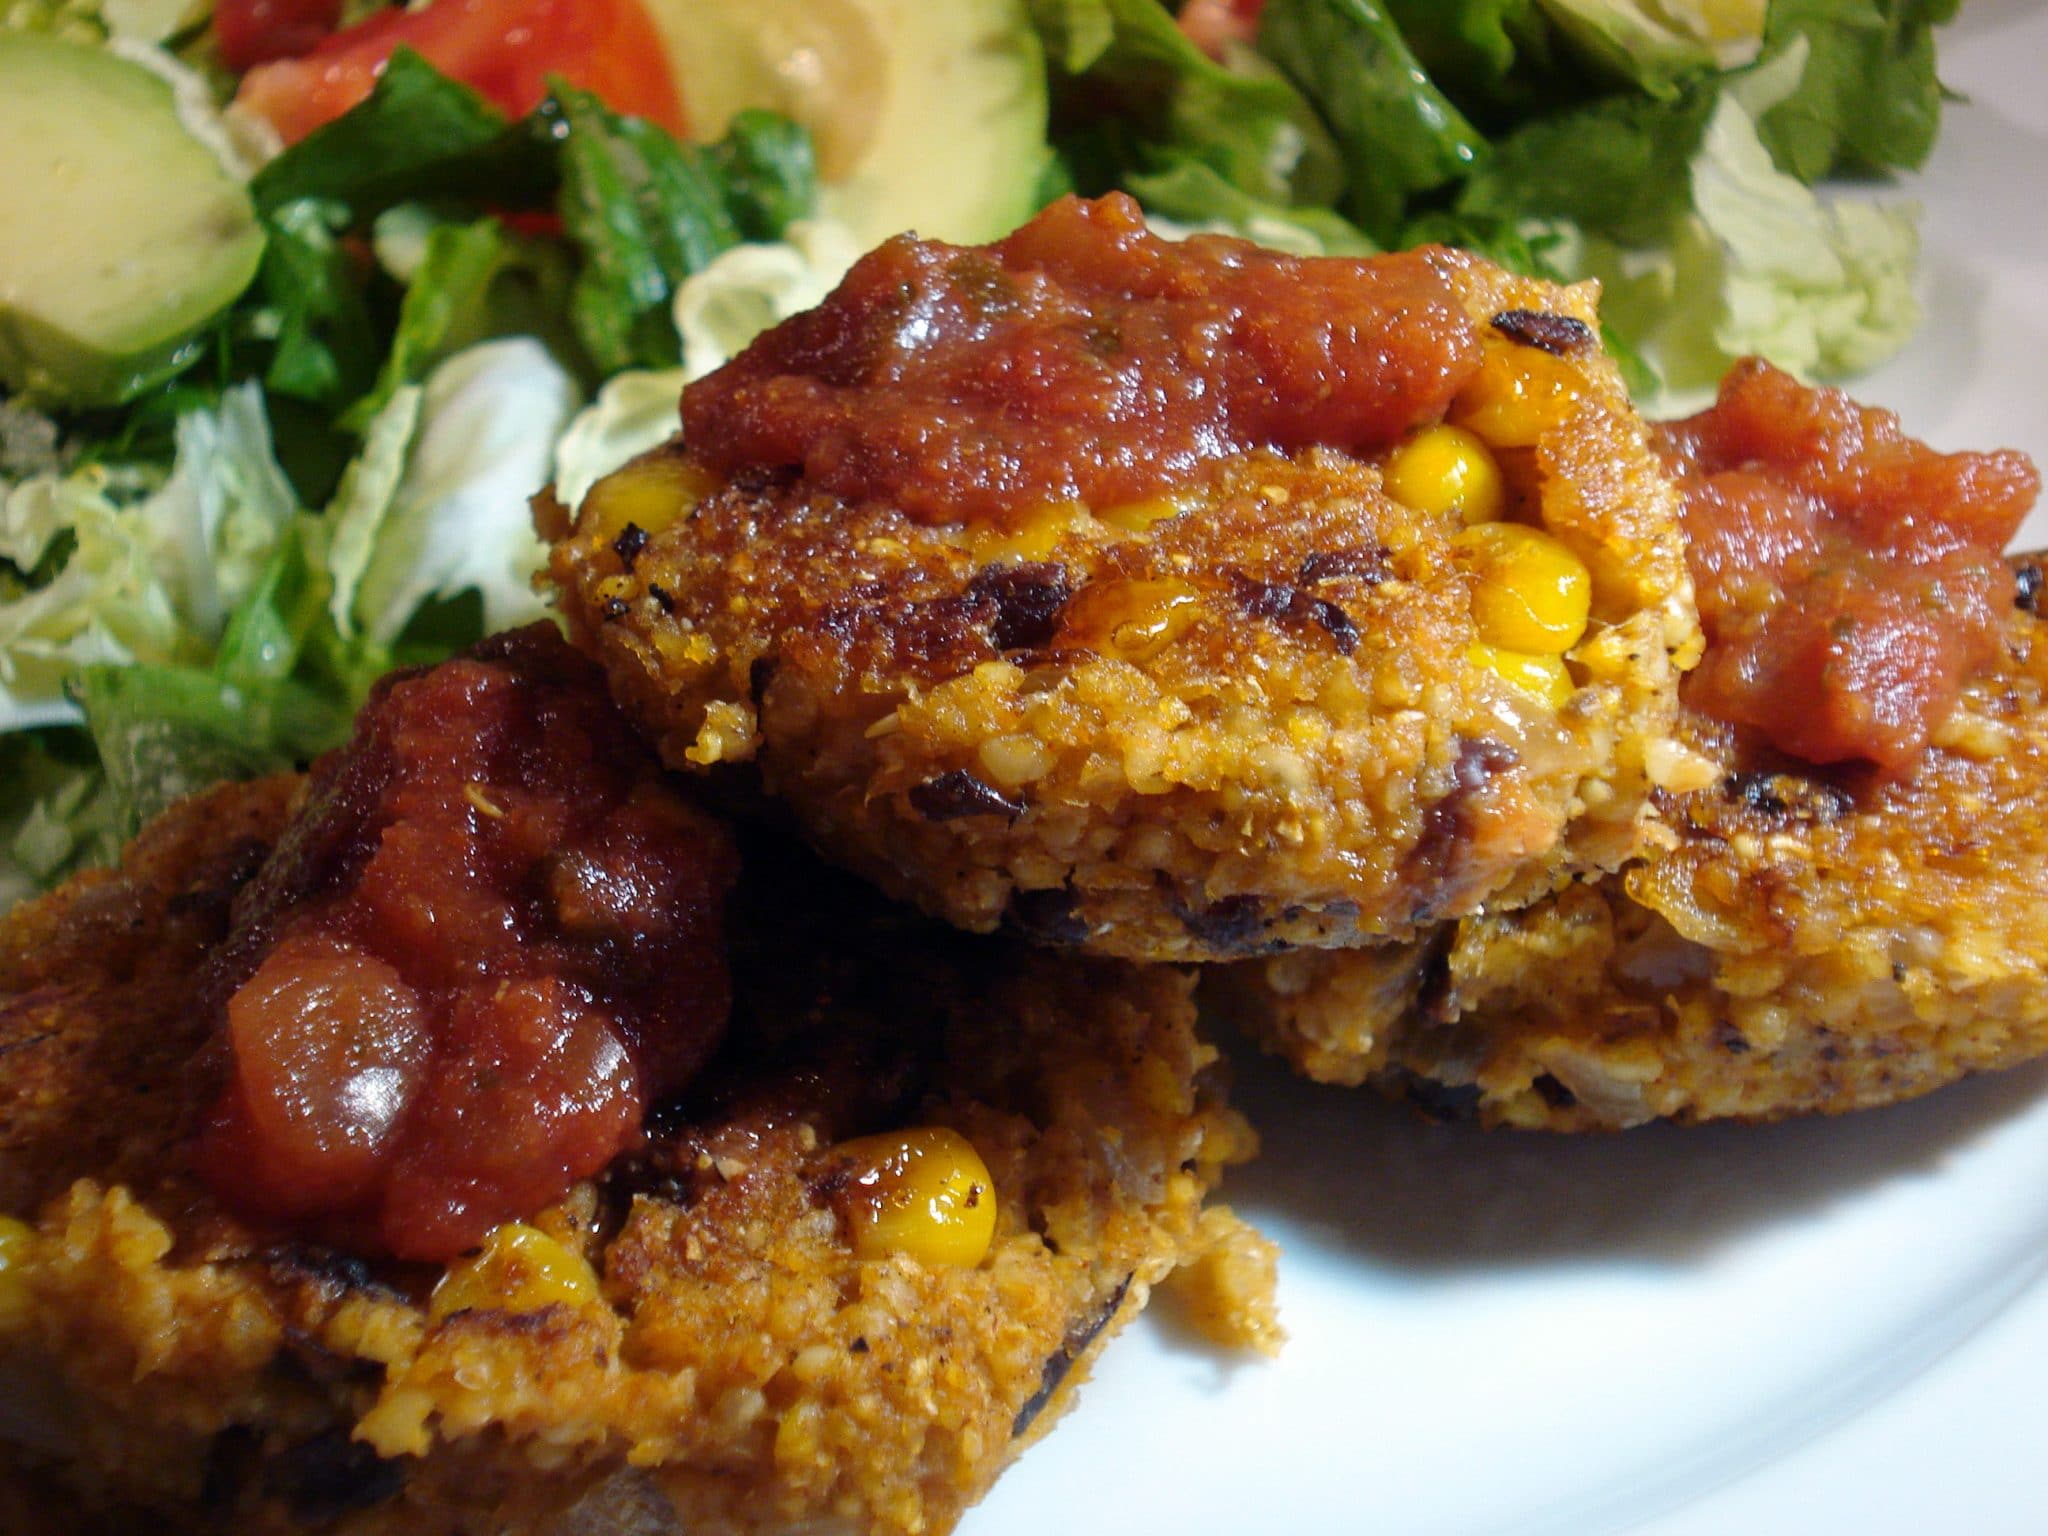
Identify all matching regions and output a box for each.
[1578,81,1921,396]
[554,369,688,514]
[350,337,578,645]
[0,382,292,733]
[0,731,119,907]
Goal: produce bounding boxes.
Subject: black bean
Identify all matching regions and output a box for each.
[1299,547,1390,587]
[611,521,651,571]
[261,1430,406,1523]
[1228,573,1359,654]
[1168,891,1267,954]
[1007,886,1090,946]
[968,562,1073,652]
[2016,560,2042,615]
[909,770,1026,822]
[1012,1275,1132,1438]
[1409,738,1520,910]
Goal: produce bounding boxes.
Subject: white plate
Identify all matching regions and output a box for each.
[974,7,2048,1533]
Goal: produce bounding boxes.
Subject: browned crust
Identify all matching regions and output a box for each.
[1218,556,2048,1128]
[0,787,1263,1535]
[547,249,1696,962]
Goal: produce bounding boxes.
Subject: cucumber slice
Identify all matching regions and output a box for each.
[0,34,266,408]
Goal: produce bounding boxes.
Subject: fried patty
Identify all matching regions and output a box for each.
[0,782,1272,1534]
[547,200,1698,962]
[1215,555,2048,1129]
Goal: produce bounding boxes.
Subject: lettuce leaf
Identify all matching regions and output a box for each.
[1258,0,1487,240]
[348,338,577,646]
[1756,0,1958,180]
[1125,155,1376,253]
[1455,79,1717,247]
[1580,83,1921,396]
[250,49,551,218]
[551,85,820,376]
[1029,0,1343,209]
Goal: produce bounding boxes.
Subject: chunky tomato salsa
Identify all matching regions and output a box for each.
[1655,360,2038,771]
[682,193,1484,525]
[197,627,735,1262]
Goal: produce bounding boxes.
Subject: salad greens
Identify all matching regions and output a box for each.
[1,39,820,894]
[0,0,1963,902]
[1033,0,1949,391]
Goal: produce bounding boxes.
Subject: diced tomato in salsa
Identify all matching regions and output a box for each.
[196,628,735,1263]
[683,193,1483,527]
[1654,359,2039,771]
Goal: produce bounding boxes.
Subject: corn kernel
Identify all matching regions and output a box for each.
[1382,425,1506,525]
[971,502,1082,564]
[1453,522,1592,654]
[0,1216,35,1333]
[578,454,713,548]
[1058,578,1204,662]
[1099,492,1197,535]
[830,1127,998,1268]
[430,1223,602,1320]
[1452,342,1583,449]
[1469,643,1574,709]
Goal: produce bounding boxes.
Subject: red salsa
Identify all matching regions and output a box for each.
[196,627,736,1262]
[1655,360,2039,771]
[681,193,1484,525]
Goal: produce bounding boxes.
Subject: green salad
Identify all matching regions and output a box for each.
[0,0,1957,903]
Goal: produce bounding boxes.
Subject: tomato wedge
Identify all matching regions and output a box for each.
[235,0,686,146]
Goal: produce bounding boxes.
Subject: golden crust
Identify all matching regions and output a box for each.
[546,248,1696,962]
[0,788,1264,1534]
[1218,558,2048,1128]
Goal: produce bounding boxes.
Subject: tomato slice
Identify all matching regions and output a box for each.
[235,0,686,146]
[216,0,343,72]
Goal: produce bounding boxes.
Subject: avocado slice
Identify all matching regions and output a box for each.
[0,33,266,408]
[647,0,1048,248]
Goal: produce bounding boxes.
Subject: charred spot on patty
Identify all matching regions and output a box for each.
[611,522,651,572]
[1227,572,1359,655]
[1490,309,1593,356]
[1722,769,1854,824]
